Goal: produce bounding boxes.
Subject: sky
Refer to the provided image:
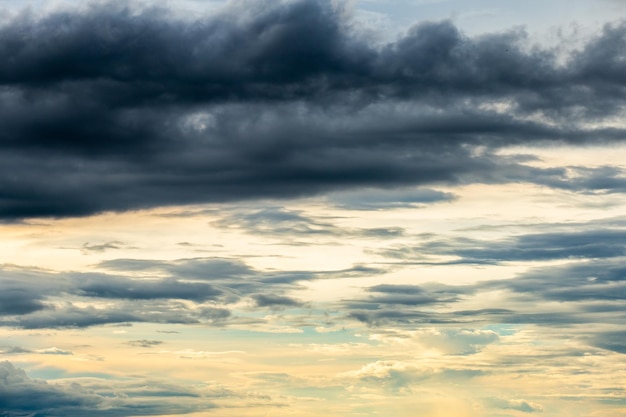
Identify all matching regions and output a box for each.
[1,0,626,416]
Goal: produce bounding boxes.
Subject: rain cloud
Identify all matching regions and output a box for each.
[0,0,625,220]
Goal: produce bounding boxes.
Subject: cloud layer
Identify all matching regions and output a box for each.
[0,360,216,416]
[1,2,626,417]
[0,0,625,220]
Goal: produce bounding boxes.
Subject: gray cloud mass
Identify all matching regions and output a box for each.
[0,360,215,416]
[0,257,383,328]
[376,229,626,264]
[2,2,625,416]
[0,0,624,220]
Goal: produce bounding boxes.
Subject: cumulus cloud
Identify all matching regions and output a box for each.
[0,0,624,220]
[487,397,544,413]
[0,360,216,416]
[343,360,484,391]
[370,328,500,355]
[37,347,74,355]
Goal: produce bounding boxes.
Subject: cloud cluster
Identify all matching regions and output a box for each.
[344,257,626,351]
[343,359,484,392]
[0,256,381,329]
[2,213,626,346]
[0,0,624,220]
[487,398,544,413]
[0,361,211,416]
[376,228,626,264]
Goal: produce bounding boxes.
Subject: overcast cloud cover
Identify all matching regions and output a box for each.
[1,0,626,416]
[0,0,625,219]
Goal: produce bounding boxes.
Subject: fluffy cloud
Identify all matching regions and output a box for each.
[343,360,484,392]
[369,328,500,355]
[487,397,544,413]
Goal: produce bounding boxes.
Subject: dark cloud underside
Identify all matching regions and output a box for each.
[376,229,626,264]
[0,360,216,416]
[344,258,626,330]
[0,0,624,220]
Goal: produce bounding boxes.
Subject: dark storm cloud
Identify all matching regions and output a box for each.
[327,188,456,210]
[0,0,625,220]
[0,287,46,315]
[0,268,68,315]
